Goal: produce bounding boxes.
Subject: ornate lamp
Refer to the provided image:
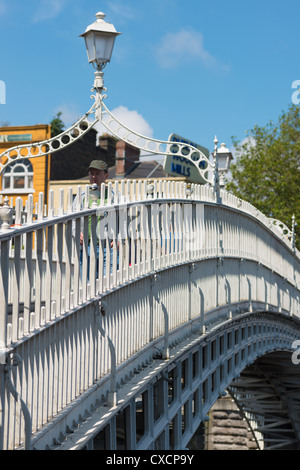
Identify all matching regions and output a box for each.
[216,142,233,187]
[80,12,121,71]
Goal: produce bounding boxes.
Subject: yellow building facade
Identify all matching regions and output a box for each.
[0,124,51,207]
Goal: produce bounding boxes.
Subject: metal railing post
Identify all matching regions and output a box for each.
[94,300,117,407]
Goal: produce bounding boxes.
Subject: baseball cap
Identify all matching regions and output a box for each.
[88,160,108,171]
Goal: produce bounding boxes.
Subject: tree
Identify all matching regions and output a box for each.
[50,112,65,137]
[226,104,300,249]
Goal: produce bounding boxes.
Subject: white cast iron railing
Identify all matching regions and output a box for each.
[0,181,299,449]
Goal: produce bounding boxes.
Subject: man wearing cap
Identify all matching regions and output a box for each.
[87,159,109,189]
[73,159,109,237]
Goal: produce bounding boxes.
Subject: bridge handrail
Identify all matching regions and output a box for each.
[0,181,297,250]
[0,180,299,449]
[0,180,299,347]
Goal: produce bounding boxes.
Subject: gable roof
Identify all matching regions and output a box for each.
[108,159,175,180]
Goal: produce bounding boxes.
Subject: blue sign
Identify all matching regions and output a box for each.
[163,133,210,184]
[0,134,32,143]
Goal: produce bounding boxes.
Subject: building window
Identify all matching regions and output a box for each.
[1,158,34,193]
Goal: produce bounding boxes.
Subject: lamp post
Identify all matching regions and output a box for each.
[80,12,121,97]
[0,12,216,187]
[213,136,220,203]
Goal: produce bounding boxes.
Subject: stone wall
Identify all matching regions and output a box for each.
[206,395,259,450]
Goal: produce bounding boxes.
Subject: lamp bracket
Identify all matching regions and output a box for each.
[0,103,99,174]
[97,93,214,184]
[0,82,215,184]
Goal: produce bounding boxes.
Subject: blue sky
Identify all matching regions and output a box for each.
[0,0,300,158]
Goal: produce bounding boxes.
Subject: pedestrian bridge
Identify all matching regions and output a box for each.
[1,180,300,451]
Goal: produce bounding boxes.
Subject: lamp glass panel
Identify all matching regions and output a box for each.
[85,33,96,63]
[95,32,115,62]
[218,155,228,170]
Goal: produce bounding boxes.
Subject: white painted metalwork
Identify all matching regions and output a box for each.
[0,80,214,185]
[0,104,98,174]
[56,312,300,451]
[4,353,32,450]
[98,94,212,184]
[0,183,300,450]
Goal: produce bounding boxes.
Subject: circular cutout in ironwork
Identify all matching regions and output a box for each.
[191,151,200,162]
[51,140,61,150]
[170,144,179,154]
[199,160,208,170]
[79,120,89,131]
[62,135,70,145]
[181,146,190,156]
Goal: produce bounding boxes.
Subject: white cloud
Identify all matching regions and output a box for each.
[155,28,216,69]
[33,0,68,22]
[0,0,7,16]
[231,136,256,161]
[95,105,159,160]
[55,103,158,161]
[96,105,154,139]
[107,1,136,20]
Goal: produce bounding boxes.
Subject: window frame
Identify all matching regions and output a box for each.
[1,158,35,194]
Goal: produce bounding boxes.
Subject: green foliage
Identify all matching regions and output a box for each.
[50,112,65,137]
[226,104,300,249]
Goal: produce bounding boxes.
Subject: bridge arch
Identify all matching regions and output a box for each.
[229,351,300,450]
[56,311,300,450]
